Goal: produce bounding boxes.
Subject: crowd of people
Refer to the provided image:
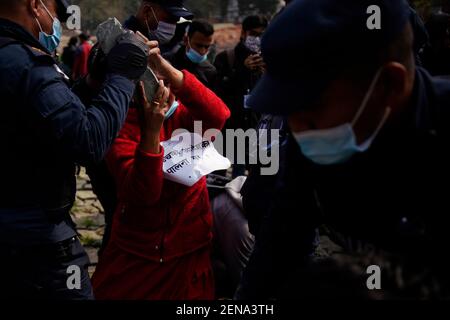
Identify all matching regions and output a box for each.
[1,0,450,301]
[60,33,93,81]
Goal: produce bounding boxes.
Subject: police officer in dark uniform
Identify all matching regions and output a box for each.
[238,0,450,299]
[0,0,150,299]
[123,0,194,52]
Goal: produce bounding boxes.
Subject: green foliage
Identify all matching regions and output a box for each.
[80,234,102,247]
[79,217,97,229]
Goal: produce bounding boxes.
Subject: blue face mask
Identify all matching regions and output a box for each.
[165,101,179,120]
[186,47,208,64]
[146,7,176,45]
[34,0,62,52]
[292,68,391,166]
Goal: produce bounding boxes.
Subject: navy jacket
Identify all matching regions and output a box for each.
[238,67,450,299]
[0,18,135,245]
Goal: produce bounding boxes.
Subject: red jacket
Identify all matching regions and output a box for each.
[92,71,230,300]
[72,41,91,80]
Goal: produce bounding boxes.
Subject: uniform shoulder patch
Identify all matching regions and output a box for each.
[20,43,56,65]
[28,46,48,56]
[53,64,70,81]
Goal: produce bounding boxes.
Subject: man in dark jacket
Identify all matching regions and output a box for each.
[61,36,78,77]
[123,0,193,49]
[169,19,217,89]
[238,0,450,299]
[215,15,268,177]
[215,15,268,132]
[0,0,149,299]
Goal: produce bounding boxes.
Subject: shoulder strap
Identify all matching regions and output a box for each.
[0,36,51,57]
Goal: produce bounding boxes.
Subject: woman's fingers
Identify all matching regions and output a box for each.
[147,40,159,51]
[159,86,170,106]
[149,81,171,116]
[135,31,149,43]
[164,93,176,113]
[136,31,160,52]
[137,81,150,108]
[149,48,162,62]
[150,81,165,110]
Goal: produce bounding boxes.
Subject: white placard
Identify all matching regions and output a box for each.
[161,132,231,187]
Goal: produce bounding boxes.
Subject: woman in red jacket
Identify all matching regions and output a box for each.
[92,40,230,300]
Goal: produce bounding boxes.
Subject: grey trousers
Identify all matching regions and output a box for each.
[211,192,255,289]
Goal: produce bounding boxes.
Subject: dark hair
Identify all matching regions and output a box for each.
[188,20,214,38]
[69,36,78,46]
[344,23,414,87]
[79,33,89,41]
[242,15,268,32]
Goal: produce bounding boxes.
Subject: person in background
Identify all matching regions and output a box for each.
[92,38,230,300]
[61,35,77,77]
[72,33,92,81]
[162,19,191,60]
[169,19,217,89]
[124,0,193,51]
[215,15,268,177]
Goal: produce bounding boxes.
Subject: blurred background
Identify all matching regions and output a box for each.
[69,0,437,32]
[63,0,440,51]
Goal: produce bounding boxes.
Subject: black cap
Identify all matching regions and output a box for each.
[56,0,71,21]
[248,0,411,115]
[149,0,194,20]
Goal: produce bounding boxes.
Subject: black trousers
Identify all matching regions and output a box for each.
[86,161,117,255]
[0,237,94,300]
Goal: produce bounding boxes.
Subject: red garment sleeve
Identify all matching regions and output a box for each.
[173,70,230,133]
[72,51,81,79]
[105,121,165,207]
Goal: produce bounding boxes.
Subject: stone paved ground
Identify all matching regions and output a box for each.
[72,168,104,276]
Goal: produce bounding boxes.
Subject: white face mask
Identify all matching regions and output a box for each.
[244,35,261,53]
[146,7,177,45]
[292,68,392,166]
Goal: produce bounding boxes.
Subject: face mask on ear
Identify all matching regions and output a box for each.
[292,68,392,166]
[186,40,208,64]
[34,0,62,52]
[146,6,177,45]
[186,48,208,64]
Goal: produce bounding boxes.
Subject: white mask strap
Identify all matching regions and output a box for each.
[39,0,55,21]
[352,67,384,127]
[34,16,44,32]
[150,6,159,25]
[368,107,392,143]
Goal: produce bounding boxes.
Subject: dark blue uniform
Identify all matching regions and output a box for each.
[237,67,450,299]
[0,18,135,299]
